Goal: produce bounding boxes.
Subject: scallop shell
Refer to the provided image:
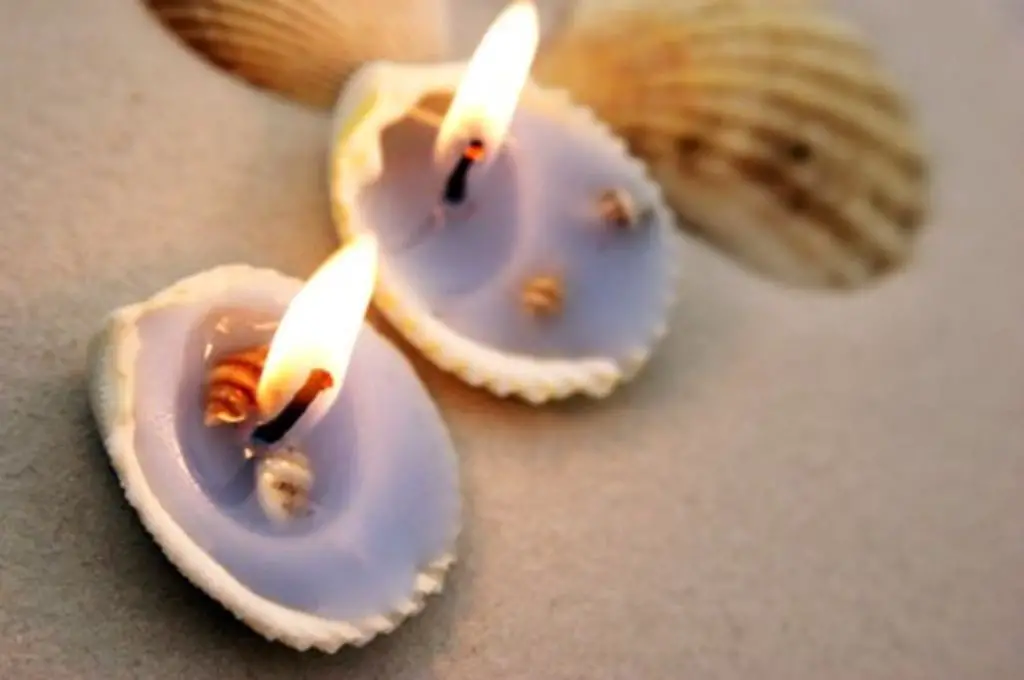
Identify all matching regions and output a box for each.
[329,62,680,404]
[87,264,461,652]
[141,0,582,108]
[141,0,448,107]
[534,0,931,289]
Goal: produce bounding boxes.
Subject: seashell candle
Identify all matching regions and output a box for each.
[329,0,680,404]
[534,0,932,289]
[87,236,461,652]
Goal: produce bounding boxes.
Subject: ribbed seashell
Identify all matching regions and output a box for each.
[204,345,267,426]
[255,448,314,523]
[534,0,931,289]
[140,0,582,109]
[141,0,449,108]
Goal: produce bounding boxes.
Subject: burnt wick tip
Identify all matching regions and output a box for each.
[251,368,335,445]
[443,138,485,205]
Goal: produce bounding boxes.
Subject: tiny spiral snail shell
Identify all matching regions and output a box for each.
[597,188,650,230]
[255,448,314,524]
[204,345,268,426]
[522,274,565,317]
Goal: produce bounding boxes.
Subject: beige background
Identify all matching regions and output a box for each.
[0,1,1021,678]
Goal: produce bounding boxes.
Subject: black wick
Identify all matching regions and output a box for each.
[442,138,485,205]
[251,369,335,445]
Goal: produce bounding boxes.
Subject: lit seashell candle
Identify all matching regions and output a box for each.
[86,237,460,653]
[330,0,680,404]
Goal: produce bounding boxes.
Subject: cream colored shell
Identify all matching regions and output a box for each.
[141,0,449,107]
[329,62,680,404]
[534,0,931,289]
[255,448,315,524]
[140,0,582,108]
[86,264,457,653]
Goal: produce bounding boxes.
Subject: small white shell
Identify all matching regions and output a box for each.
[535,0,931,289]
[255,448,314,524]
[328,62,680,404]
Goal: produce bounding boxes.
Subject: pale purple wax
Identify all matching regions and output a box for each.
[128,283,457,621]
[353,104,673,360]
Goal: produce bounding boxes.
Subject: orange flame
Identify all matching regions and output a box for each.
[256,234,379,422]
[433,0,540,164]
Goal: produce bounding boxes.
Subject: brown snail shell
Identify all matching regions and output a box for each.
[204,345,267,426]
[534,0,931,290]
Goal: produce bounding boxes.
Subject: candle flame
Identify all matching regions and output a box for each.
[433,0,540,163]
[256,234,379,422]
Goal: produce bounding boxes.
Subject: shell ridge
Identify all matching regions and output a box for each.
[164,28,348,79]
[644,69,920,163]
[150,2,351,57]
[640,94,925,217]
[667,179,834,285]
[682,11,870,47]
[653,48,905,114]
[142,0,449,108]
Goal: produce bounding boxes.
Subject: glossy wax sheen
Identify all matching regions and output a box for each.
[354,105,672,361]
[129,287,457,622]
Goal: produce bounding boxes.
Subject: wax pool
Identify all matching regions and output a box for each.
[89,267,459,636]
[351,93,676,364]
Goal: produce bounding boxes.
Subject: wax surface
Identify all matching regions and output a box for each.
[130,288,457,621]
[354,104,673,361]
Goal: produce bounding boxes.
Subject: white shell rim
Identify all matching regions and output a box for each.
[328,61,682,404]
[86,264,461,653]
[327,61,679,401]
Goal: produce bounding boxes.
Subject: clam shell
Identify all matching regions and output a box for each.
[329,62,680,404]
[141,0,448,108]
[87,264,460,653]
[141,0,582,108]
[534,0,931,289]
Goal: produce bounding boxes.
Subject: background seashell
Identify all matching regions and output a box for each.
[533,0,931,290]
[140,0,582,109]
[141,0,448,108]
